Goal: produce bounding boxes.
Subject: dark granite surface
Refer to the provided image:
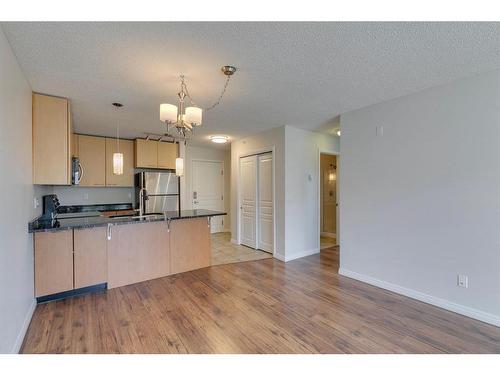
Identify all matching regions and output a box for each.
[57,203,133,214]
[29,209,226,233]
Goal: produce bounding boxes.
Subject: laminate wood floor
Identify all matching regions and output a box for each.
[21,246,500,353]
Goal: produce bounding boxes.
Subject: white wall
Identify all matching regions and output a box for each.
[284,126,339,261]
[181,144,231,231]
[231,125,339,261]
[339,70,500,326]
[51,186,134,206]
[0,27,50,353]
[231,126,285,257]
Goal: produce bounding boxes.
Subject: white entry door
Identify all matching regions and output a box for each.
[239,155,257,248]
[192,160,224,233]
[258,153,273,253]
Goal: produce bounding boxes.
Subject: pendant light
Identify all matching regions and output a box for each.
[112,103,124,175]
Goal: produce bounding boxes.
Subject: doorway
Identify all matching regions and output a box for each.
[191,159,224,233]
[239,152,274,254]
[320,153,338,249]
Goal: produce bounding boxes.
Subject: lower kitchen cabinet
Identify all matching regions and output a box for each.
[74,227,107,289]
[34,230,74,297]
[107,222,170,289]
[170,217,211,274]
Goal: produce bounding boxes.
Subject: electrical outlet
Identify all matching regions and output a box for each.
[128,192,132,199]
[457,274,469,288]
[83,192,89,200]
[33,197,39,209]
[376,125,384,137]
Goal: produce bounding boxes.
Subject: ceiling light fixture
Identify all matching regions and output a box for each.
[209,135,229,144]
[112,102,124,175]
[160,65,237,139]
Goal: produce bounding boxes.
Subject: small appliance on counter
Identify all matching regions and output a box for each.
[136,171,180,215]
[41,194,61,220]
[71,156,83,185]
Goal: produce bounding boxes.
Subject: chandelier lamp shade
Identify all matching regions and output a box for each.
[112,102,124,175]
[159,66,236,138]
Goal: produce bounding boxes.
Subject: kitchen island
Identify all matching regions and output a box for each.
[29,210,226,302]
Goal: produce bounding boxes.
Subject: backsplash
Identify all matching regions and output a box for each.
[49,186,135,206]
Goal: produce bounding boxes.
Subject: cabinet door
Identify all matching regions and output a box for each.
[74,227,107,289]
[33,93,70,185]
[71,133,79,157]
[170,217,211,274]
[105,138,134,186]
[79,135,106,186]
[107,222,170,289]
[34,230,74,297]
[157,142,177,169]
[135,139,158,168]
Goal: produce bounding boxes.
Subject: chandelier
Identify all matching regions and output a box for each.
[160,65,237,138]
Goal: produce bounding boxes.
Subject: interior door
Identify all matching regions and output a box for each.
[258,153,273,253]
[192,160,224,233]
[239,155,257,248]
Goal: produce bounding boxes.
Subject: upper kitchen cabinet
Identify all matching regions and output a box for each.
[135,139,157,168]
[79,135,106,186]
[135,139,178,169]
[105,138,134,187]
[32,93,72,185]
[157,142,178,169]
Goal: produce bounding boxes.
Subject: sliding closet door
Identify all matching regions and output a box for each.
[240,155,257,248]
[257,153,273,253]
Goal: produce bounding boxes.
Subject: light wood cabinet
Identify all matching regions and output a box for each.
[34,230,74,297]
[74,227,107,289]
[79,135,106,186]
[33,93,71,185]
[71,133,79,157]
[170,217,211,275]
[105,138,134,187]
[107,222,170,289]
[135,139,158,168]
[135,139,178,169]
[158,142,177,169]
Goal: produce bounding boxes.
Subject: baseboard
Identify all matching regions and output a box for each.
[321,232,336,239]
[284,248,320,262]
[338,268,500,328]
[230,238,238,245]
[274,253,286,262]
[11,298,36,354]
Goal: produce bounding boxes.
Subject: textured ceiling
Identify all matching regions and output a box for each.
[2,22,500,146]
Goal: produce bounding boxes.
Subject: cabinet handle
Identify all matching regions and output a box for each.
[107,223,112,240]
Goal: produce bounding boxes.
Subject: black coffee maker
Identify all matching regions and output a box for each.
[41,194,61,220]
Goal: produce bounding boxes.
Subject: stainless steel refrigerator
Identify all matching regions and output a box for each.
[136,171,180,214]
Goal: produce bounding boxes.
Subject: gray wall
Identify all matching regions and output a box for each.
[51,186,134,206]
[0,27,50,353]
[339,70,500,326]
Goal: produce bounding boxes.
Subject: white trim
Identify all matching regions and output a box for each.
[11,299,36,353]
[317,149,340,251]
[274,252,286,262]
[339,268,500,328]
[284,248,320,262]
[236,146,276,258]
[230,237,238,245]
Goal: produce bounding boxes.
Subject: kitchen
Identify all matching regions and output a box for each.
[28,92,230,303]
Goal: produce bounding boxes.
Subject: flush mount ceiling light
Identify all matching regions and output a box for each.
[160,65,237,139]
[209,135,229,144]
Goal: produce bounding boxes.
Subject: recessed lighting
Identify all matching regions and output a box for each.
[209,135,229,144]
[336,129,341,136]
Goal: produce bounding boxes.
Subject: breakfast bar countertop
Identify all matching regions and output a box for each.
[28,209,226,233]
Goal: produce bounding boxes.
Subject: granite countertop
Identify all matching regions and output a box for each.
[29,209,226,233]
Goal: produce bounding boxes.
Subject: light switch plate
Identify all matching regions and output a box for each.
[457,274,469,288]
[376,125,384,136]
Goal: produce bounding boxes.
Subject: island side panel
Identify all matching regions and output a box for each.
[107,221,170,289]
[170,217,211,275]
